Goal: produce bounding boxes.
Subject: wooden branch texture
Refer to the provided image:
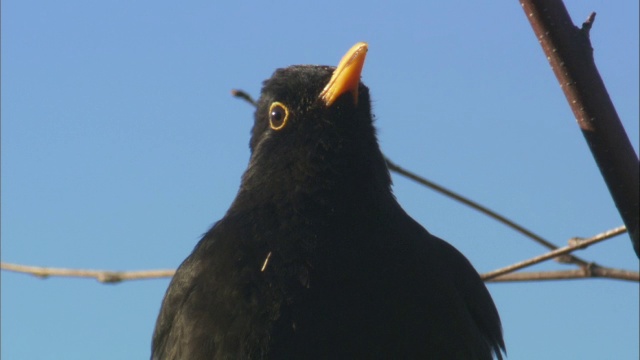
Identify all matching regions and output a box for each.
[520,0,640,257]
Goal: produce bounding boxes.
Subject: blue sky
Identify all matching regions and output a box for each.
[2,1,638,359]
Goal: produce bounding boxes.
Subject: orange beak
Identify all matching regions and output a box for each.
[319,42,368,107]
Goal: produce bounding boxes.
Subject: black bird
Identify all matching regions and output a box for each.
[152,42,505,359]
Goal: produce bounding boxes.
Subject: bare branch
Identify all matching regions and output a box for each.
[385,158,591,267]
[231,89,257,107]
[580,12,596,36]
[482,226,627,281]
[487,266,639,283]
[520,0,639,257]
[0,262,175,283]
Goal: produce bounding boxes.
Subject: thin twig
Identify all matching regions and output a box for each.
[0,262,175,283]
[482,226,627,280]
[580,12,596,36]
[231,89,257,107]
[487,266,639,283]
[385,158,591,267]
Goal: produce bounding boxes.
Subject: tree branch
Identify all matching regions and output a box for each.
[0,262,175,283]
[487,266,639,282]
[520,0,640,258]
[385,158,591,267]
[231,89,257,107]
[482,226,627,281]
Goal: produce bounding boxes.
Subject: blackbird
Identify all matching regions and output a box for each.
[152,42,505,359]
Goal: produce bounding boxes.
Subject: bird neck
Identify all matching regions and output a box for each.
[232,146,392,216]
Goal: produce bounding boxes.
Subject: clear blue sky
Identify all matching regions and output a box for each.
[2,1,638,359]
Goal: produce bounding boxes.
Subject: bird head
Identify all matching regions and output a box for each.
[241,43,391,200]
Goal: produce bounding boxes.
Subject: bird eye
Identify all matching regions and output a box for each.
[269,102,290,130]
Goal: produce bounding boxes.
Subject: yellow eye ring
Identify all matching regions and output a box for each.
[269,102,290,130]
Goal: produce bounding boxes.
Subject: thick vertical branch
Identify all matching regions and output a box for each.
[520,0,640,257]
